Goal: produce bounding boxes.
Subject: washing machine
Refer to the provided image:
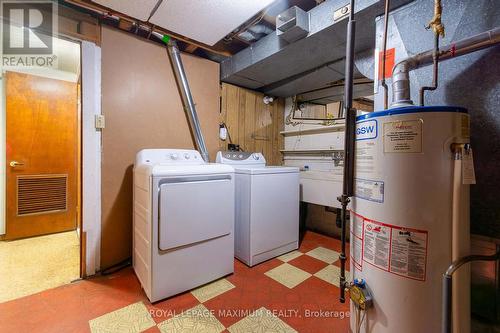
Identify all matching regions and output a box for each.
[134,149,235,302]
[216,151,300,266]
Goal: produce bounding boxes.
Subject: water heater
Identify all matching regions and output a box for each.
[350,106,472,333]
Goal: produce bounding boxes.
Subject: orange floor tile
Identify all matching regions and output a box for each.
[0,231,351,333]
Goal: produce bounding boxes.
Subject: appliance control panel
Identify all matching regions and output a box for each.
[136,149,204,166]
[216,151,266,165]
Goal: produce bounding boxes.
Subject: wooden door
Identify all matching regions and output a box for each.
[4,71,78,240]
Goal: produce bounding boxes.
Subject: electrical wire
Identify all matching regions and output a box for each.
[220,122,244,151]
[101,257,132,276]
[354,307,367,333]
[285,96,302,126]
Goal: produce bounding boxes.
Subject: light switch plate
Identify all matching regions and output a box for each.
[95,115,105,130]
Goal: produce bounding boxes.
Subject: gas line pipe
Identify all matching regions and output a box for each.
[338,0,356,304]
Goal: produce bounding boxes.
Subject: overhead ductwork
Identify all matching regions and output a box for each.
[237,24,275,43]
[221,0,414,101]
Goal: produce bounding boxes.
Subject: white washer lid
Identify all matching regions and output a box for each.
[234,166,299,175]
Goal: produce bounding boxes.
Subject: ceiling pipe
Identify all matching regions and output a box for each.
[166,39,210,162]
[391,27,500,107]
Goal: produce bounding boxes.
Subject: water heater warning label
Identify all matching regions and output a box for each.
[390,227,428,280]
[355,141,379,177]
[354,178,384,203]
[356,213,428,281]
[363,221,391,271]
[383,119,423,153]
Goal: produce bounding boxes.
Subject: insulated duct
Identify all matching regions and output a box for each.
[392,27,500,107]
[220,0,414,100]
[166,40,210,162]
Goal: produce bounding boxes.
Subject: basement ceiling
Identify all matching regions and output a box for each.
[92,0,276,46]
[92,0,157,21]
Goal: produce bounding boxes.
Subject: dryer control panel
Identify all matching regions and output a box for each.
[136,149,204,166]
[216,151,266,165]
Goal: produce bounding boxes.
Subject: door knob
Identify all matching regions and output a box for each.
[9,161,25,167]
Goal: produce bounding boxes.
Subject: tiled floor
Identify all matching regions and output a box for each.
[0,231,80,303]
[0,231,351,333]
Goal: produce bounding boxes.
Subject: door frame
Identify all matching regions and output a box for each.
[81,41,102,277]
[0,40,102,277]
[0,25,101,275]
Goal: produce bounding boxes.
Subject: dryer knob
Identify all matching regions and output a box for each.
[171,153,179,160]
[252,153,260,160]
[184,153,190,159]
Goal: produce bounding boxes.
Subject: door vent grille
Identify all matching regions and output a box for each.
[17,175,68,216]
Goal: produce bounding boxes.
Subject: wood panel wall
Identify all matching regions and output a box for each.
[100,27,220,269]
[219,83,285,166]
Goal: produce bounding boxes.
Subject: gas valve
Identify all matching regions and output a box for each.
[349,278,373,310]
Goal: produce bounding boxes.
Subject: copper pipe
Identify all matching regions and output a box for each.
[419,0,444,106]
[419,33,439,106]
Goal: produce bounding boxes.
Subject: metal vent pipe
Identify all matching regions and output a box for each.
[392,27,500,107]
[167,40,210,162]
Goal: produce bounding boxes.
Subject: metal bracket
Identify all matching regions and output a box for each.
[334,4,351,22]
